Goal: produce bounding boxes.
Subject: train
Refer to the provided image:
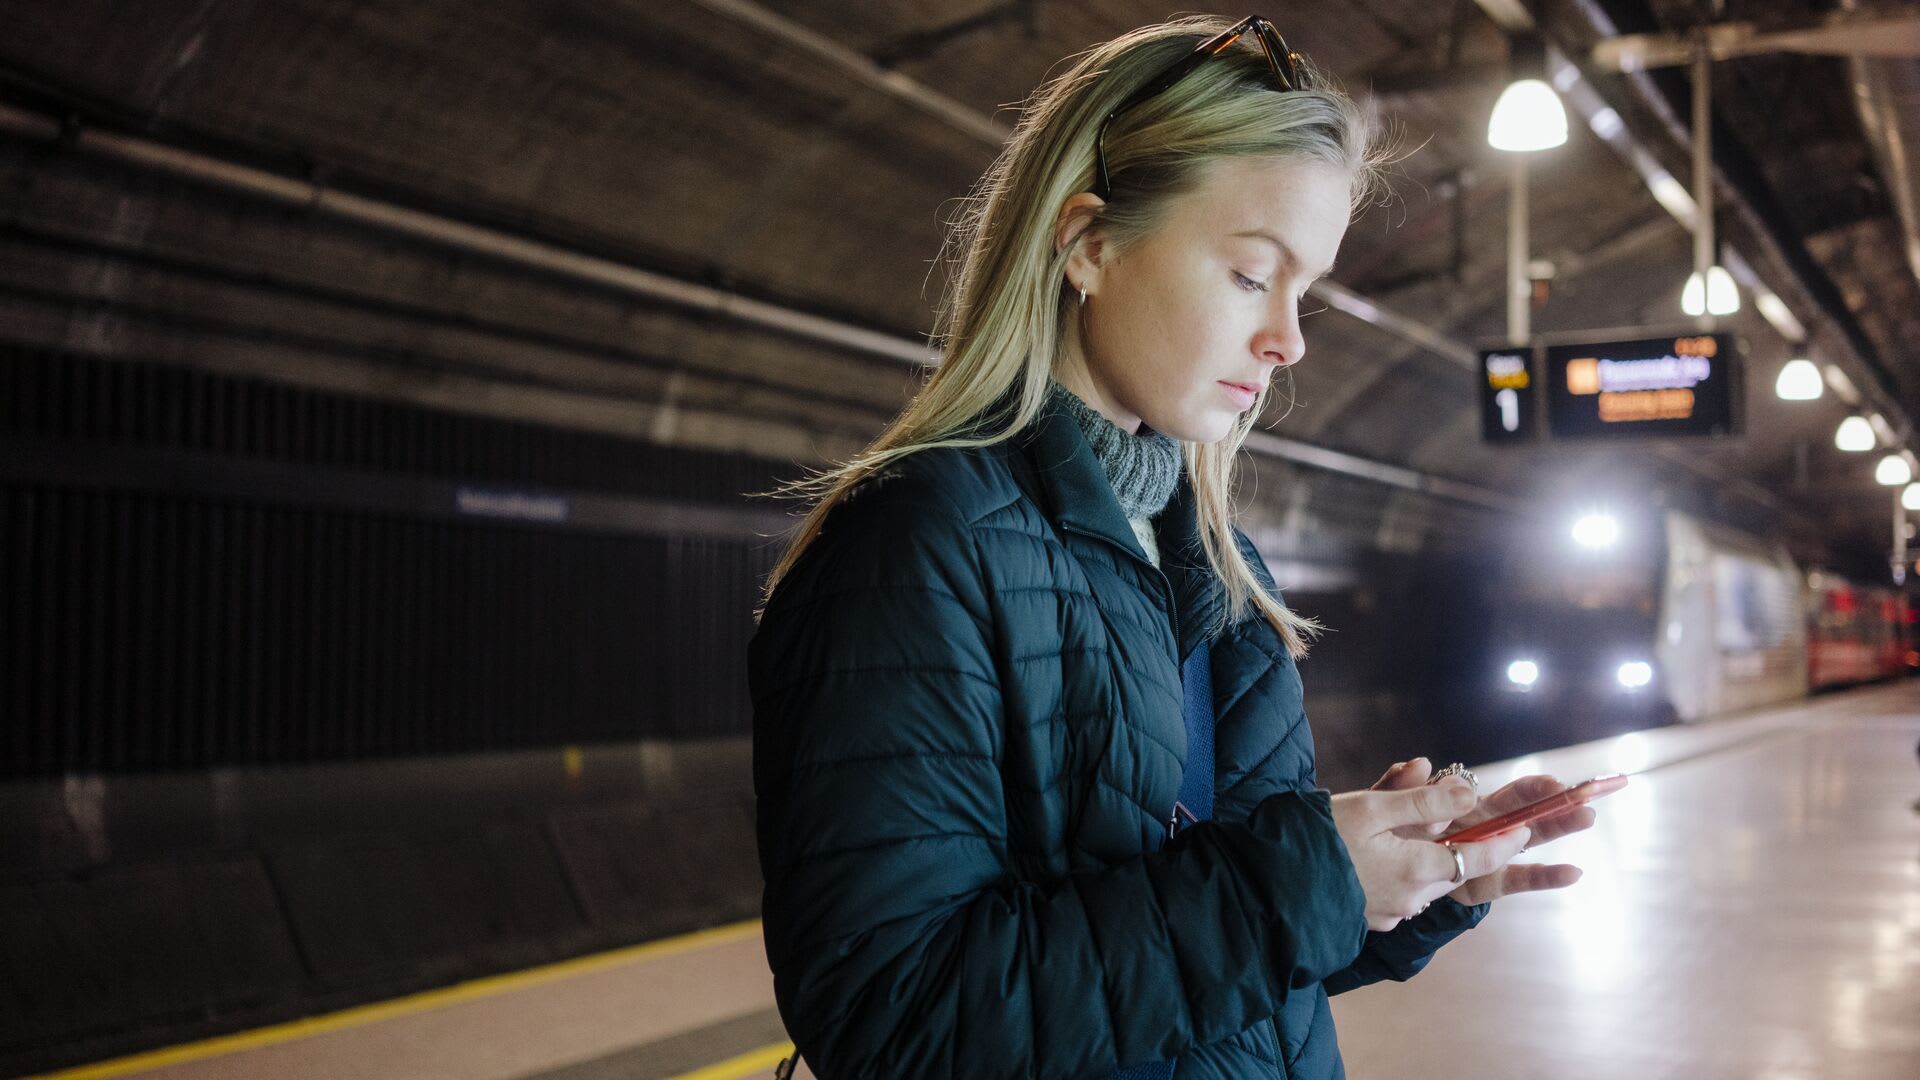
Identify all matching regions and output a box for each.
[1485,507,1912,737]
[1805,570,1917,690]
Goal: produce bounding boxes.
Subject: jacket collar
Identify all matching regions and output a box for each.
[1013,394,1228,659]
[1017,391,1144,559]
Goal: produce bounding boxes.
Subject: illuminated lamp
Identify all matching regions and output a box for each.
[1487,36,1567,152]
[1681,265,1740,317]
[1773,357,1821,401]
[1835,416,1875,452]
[1488,80,1568,151]
[1876,454,1912,486]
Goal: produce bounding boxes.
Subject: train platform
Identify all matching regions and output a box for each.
[36,682,1920,1080]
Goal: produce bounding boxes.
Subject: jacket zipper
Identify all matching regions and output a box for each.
[1059,520,1203,849]
[1057,521,1183,662]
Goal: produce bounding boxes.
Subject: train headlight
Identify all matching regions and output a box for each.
[1506,659,1540,688]
[1615,661,1653,689]
[1571,513,1620,549]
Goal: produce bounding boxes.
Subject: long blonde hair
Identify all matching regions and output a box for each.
[759,16,1385,657]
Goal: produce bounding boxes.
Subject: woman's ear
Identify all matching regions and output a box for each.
[1053,192,1109,297]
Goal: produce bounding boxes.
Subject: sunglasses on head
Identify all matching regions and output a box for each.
[1092,16,1307,200]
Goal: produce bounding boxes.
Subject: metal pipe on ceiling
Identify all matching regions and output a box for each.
[1308,280,1479,370]
[1690,44,1715,332]
[1593,8,1920,72]
[0,102,941,370]
[1244,431,1526,513]
[679,0,1011,145]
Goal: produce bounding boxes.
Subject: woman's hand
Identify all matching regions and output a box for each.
[1329,779,1531,931]
[1369,759,1597,908]
[1442,773,1595,905]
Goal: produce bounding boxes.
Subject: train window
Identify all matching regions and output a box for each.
[1713,554,1797,652]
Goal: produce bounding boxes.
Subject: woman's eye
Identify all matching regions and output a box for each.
[1233,271,1269,293]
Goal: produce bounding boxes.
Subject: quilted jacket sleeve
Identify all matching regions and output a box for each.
[1321,895,1489,995]
[751,476,1369,1080]
[1220,530,1493,998]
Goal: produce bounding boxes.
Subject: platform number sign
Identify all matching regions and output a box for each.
[1479,348,1537,444]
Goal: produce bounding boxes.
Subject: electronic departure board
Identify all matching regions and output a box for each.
[1542,333,1741,440]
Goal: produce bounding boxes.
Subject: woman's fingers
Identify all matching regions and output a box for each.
[1346,778,1592,924]
[1379,760,1469,839]
[1524,804,1598,848]
[1372,779,1475,831]
[1435,827,1531,886]
[1371,757,1432,791]
[1409,829,1532,914]
[1496,862,1583,897]
[1447,774,1603,849]
[1446,860,1585,906]
[1459,775,1565,827]
[1407,771,1602,907]
[1405,831,1525,914]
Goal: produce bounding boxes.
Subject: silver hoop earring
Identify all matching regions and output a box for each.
[1078,284,1087,304]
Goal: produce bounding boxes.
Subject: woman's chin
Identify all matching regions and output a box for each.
[1148,405,1240,445]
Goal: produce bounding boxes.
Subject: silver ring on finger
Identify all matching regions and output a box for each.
[1444,842,1466,884]
[1428,762,1479,792]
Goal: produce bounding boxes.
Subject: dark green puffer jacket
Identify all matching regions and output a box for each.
[752,396,1485,1079]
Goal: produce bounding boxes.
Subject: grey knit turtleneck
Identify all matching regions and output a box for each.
[1048,382,1182,520]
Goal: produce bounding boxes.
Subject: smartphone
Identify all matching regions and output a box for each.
[1438,774,1628,844]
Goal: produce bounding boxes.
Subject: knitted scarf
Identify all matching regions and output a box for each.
[1048,382,1181,519]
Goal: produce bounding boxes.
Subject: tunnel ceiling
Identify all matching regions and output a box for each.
[2,0,1915,575]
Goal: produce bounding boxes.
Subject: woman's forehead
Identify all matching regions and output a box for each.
[1173,159,1352,260]
[1200,157,1350,211]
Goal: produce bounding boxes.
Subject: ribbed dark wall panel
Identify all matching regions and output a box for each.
[0,345,801,502]
[1,346,792,777]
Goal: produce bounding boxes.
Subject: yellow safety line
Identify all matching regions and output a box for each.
[669,1041,796,1080]
[32,919,764,1079]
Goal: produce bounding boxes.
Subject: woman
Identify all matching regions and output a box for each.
[751,15,1598,1079]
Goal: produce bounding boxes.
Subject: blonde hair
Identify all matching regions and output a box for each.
[759,15,1385,657]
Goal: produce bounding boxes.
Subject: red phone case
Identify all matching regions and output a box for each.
[1439,774,1628,844]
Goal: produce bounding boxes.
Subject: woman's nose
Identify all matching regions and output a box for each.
[1256,321,1305,369]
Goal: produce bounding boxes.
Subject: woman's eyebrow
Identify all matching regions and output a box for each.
[1228,229,1336,278]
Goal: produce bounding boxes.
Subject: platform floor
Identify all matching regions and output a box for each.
[39,683,1920,1080]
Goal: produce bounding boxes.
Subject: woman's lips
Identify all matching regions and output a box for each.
[1219,381,1260,409]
